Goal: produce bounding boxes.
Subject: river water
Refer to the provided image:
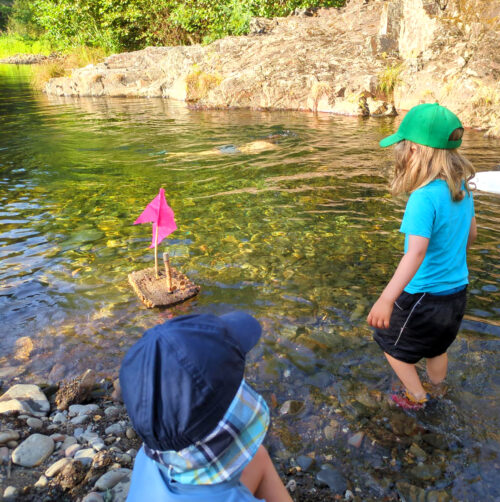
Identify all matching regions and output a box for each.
[1,64,499,499]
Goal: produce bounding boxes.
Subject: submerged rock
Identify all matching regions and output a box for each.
[279,400,305,416]
[409,463,442,481]
[347,431,364,448]
[316,464,347,494]
[296,455,315,472]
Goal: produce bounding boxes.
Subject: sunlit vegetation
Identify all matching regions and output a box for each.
[1,0,347,57]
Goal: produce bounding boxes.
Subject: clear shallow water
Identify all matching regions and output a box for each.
[1,64,499,498]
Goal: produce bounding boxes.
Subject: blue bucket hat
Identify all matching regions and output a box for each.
[119,312,262,452]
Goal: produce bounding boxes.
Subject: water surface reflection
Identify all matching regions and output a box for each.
[1,64,499,499]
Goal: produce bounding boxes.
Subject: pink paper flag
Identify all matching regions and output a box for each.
[134,188,177,248]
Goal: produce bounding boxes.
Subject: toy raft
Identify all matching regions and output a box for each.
[129,188,200,308]
[128,254,200,308]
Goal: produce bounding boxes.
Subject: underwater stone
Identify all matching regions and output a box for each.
[409,463,442,481]
[316,465,347,494]
[279,400,305,416]
[296,455,314,472]
[348,431,364,448]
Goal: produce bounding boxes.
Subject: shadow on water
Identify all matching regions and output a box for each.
[0,64,499,499]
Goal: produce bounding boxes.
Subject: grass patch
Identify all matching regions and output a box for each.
[185,68,222,101]
[30,61,68,89]
[0,34,55,58]
[377,62,404,99]
[472,81,500,108]
[30,45,108,90]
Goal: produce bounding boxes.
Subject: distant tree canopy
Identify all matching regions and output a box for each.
[3,0,346,52]
[0,0,13,31]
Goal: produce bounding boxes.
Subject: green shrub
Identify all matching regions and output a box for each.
[0,33,54,57]
[4,0,348,54]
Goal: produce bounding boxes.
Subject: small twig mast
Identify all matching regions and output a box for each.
[134,188,177,289]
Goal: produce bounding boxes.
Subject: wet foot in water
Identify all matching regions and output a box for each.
[423,380,448,399]
[390,389,434,410]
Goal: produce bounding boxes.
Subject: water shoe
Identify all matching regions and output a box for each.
[391,390,431,410]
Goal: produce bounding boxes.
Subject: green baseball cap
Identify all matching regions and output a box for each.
[379,103,463,149]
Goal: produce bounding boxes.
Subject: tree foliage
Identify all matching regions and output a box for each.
[7,0,346,52]
[0,0,13,31]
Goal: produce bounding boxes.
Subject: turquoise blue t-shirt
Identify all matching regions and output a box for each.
[126,447,264,502]
[400,179,474,294]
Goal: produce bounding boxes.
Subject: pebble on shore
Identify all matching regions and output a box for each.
[0,375,137,501]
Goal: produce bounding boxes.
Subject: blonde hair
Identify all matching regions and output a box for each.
[390,129,475,201]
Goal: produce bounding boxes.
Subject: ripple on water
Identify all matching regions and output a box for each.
[0,64,499,499]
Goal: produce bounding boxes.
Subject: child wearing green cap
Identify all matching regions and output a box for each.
[367,103,477,410]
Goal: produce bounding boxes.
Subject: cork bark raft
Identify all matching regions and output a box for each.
[128,258,200,308]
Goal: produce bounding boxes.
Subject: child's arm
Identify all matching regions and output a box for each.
[240,445,293,502]
[467,217,477,249]
[367,235,429,329]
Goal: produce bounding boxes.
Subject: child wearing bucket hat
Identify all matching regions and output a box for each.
[120,311,293,502]
[367,103,477,410]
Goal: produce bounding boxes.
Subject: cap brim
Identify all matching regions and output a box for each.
[379,133,403,148]
[220,311,261,354]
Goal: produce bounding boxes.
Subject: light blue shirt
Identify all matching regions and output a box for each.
[127,447,263,502]
[400,179,474,294]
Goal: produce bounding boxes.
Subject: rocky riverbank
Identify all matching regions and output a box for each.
[2,365,489,501]
[0,53,62,65]
[43,0,500,137]
[0,371,346,502]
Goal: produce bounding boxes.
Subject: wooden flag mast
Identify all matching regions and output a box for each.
[154,224,159,278]
[129,187,199,307]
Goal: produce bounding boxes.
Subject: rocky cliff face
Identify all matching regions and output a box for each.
[45,0,500,137]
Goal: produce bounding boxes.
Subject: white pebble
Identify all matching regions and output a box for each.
[3,486,18,499]
[26,417,43,430]
[65,443,82,458]
[0,431,19,444]
[105,423,123,436]
[70,415,90,425]
[45,457,71,478]
[52,412,67,424]
[12,434,55,467]
[82,492,105,502]
[68,404,99,417]
[94,468,131,491]
[61,436,78,450]
[104,406,120,418]
[74,448,96,466]
[34,475,49,488]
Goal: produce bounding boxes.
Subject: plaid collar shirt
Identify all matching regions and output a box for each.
[144,380,270,485]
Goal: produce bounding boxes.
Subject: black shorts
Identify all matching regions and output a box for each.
[373,288,467,364]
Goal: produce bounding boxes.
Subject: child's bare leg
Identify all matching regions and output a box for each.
[240,445,293,502]
[385,352,426,401]
[426,353,447,384]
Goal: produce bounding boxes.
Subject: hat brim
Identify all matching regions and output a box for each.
[220,311,261,354]
[379,132,404,148]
